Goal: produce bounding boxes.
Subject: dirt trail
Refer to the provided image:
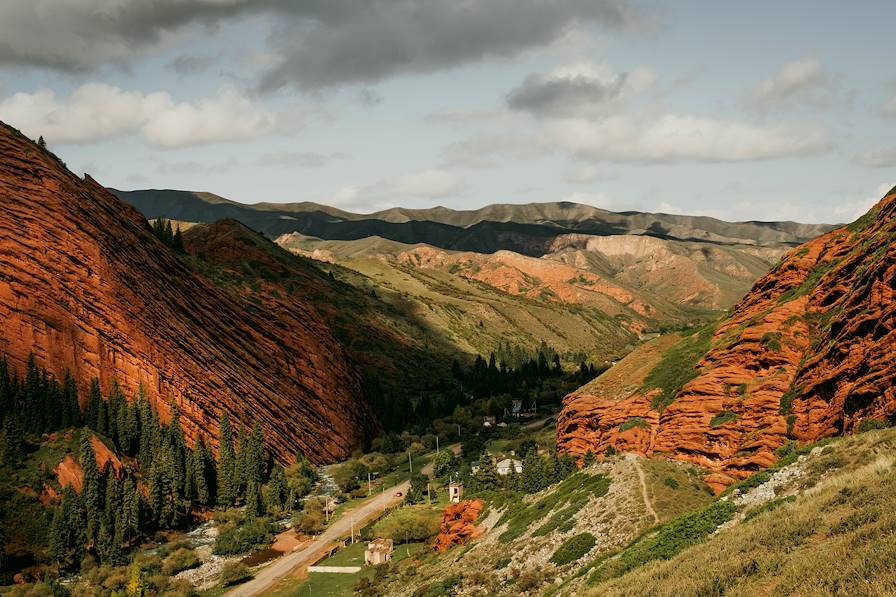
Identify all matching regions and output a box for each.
[634,458,659,524]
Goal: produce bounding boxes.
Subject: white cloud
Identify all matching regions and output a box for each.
[0,84,277,148]
[390,169,463,199]
[563,165,612,184]
[748,58,833,111]
[562,191,615,210]
[831,183,893,222]
[544,114,830,163]
[882,92,896,118]
[853,147,896,168]
[323,168,466,212]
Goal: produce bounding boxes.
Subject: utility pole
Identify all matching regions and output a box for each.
[351,518,355,544]
[427,483,431,505]
[436,435,439,453]
[368,471,371,495]
[408,450,413,474]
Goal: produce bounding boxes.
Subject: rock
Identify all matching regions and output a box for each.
[433,499,485,552]
[557,187,896,489]
[0,121,375,464]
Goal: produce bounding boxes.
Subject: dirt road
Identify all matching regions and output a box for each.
[225,443,460,597]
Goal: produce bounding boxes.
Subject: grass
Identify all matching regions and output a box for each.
[551,532,597,566]
[497,472,610,544]
[641,459,714,522]
[619,417,649,432]
[586,428,896,596]
[642,325,716,412]
[709,411,738,428]
[588,499,738,583]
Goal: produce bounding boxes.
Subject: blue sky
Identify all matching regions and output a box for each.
[0,1,893,223]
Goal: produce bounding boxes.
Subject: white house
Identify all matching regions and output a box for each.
[496,458,522,476]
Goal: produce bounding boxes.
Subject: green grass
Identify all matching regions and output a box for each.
[550,532,597,566]
[589,499,737,583]
[710,411,738,428]
[619,417,649,432]
[643,325,716,412]
[497,473,610,544]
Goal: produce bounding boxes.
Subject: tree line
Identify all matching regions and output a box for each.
[0,354,306,572]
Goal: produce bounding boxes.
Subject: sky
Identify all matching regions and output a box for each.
[0,1,894,224]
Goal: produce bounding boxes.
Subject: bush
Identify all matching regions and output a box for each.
[857,418,890,433]
[161,547,201,576]
[219,562,252,587]
[710,411,738,428]
[643,325,715,412]
[594,500,737,581]
[551,532,597,565]
[619,417,649,432]
[213,518,275,555]
[373,507,441,544]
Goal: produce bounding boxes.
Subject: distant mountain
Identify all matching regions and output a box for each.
[558,186,896,491]
[0,122,375,464]
[112,189,835,256]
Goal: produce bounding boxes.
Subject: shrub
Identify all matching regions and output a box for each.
[213,518,275,555]
[550,532,597,565]
[857,418,890,433]
[161,548,200,576]
[594,499,737,581]
[663,477,679,489]
[710,411,738,428]
[619,417,649,432]
[219,562,252,587]
[373,507,441,544]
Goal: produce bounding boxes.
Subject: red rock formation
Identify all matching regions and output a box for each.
[433,499,484,552]
[0,121,374,464]
[558,188,896,489]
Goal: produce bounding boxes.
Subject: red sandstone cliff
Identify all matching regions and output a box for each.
[0,122,374,464]
[558,188,896,490]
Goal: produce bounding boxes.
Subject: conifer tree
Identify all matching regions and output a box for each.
[63,372,81,428]
[266,465,286,513]
[191,438,213,506]
[172,225,185,253]
[245,480,263,518]
[80,430,102,543]
[1,417,24,466]
[217,412,236,506]
[473,451,498,490]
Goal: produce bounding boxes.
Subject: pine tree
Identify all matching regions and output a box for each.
[63,372,81,428]
[37,136,47,148]
[80,430,102,544]
[172,225,185,253]
[85,379,102,431]
[217,412,236,506]
[122,477,140,541]
[192,438,213,507]
[266,465,286,513]
[1,417,24,466]
[583,449,596,466]
[473,451,498,490]
[245,480,263,518]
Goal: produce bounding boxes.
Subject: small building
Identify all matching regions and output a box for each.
[470,460,480,474]
[483,416,496,427]
[496,458,522,476]
[511,400,523,417]
[364,538,394,566]
[448,481,464,503]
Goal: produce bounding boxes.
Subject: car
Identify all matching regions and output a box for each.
[393,491,403,497]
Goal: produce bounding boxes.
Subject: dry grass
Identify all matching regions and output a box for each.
[586,428,896,596]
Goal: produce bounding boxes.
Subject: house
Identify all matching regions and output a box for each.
[496,458,522,476]
[364,538,394,566]
[471,460,480,474]
[448,481,464,503]
[511,400,523,417]
[483,416,496,427]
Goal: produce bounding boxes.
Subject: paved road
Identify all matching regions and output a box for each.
[225,444,460,597]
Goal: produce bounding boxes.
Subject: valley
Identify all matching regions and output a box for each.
[0,123,893,597]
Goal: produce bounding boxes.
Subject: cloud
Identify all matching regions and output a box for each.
[325,168,466,211]
[507,60,655,118]
[167,55,218,76]
[563,165,611,184]
[0,84,277,148]
[831,183,893,222]
[259,150,348,168]
[156,157,239,175]
[258,1,644,90]
[882,91,896,117]
[747,58,834,111]
[853,147,896,168]
[441,133,545,168]
[544,114,830,163]
[0,0,644,91]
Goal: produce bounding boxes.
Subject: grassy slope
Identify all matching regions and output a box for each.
[582,427,896,596]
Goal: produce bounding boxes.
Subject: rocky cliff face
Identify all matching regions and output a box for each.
[0,122,374,464]
[558,189,896,491]
[433,499,484,552]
